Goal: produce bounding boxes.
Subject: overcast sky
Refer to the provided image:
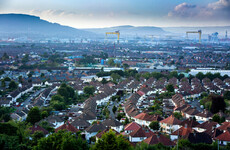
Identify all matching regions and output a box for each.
[0,0,229,28]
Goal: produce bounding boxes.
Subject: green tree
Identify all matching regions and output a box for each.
[212,114,220,123]
[92,130,131,150]
[2,52,9,60]
[112,106,117,114]
[111,73,121,83]
[41,111,48,119]
[116,113,123,121]
[34,130,88,150]
[0,106,13,122]
[26,107,42,125]
[40,73,45,78]
[166,84,174,93]
[149,121,160,131]
[224,91,230,100]
[169,71,178,79]
[9,80,18,90]
[4,77,11,81]
[51,95,64,102]
[22,54,29,64]
[18,75,23,83]
[185,69,190,73]
[31,131,45,147]
[101,78,107,84]
[123,64,129,70]
[173,112,182,120]
[107,59,115,67]
[196,72,205,80]
[83,86,95,96]
[210,95,226,114]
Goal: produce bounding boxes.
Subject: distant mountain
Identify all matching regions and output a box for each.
[84,25,167,37]
[0,14,94,38]
[163,26,230,37]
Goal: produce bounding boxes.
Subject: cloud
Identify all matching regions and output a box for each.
[208,0,230,10]
[168,3,198,18]
[168,0,230,22]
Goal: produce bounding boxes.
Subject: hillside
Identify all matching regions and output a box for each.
[84,25,167,37]
[0,14,93,38]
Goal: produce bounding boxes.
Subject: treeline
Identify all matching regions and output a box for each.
[97,69,229,82]
[96,69,138,78]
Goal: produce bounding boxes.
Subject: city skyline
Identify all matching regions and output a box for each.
[0,0,229,28]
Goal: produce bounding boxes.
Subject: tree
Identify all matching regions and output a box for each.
[50,101,65,111]
[185,68,190,73]
[101,78,107,84]
[31,131,45,147]
[22,54,29,64]
[26,107,41,125]
[123,64,129,70]
[196,72,205,80]
[210,95,226,114]
[107,59,115,67]
[166,84,174,93]
[149,121,160,131]
[116,113,123,121]
[224,91,230,100]
[0,106,13,122]
[173,112,182,120]
[51,94,64,102]
[92,130,131,150]
[58,87,69,99]
[112,106,117,114]
[169,71,178,79]
[4,77,11,81]
[9,80,18,90]
[18,76,23,83]
[40,73,45,78]
[41,111,48,119]
[2,52,9,60]
[34,130,88,150]
[83,86,95,96]
[111,73,121,83]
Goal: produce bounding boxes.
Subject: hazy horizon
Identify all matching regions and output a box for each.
[0,0,229,28]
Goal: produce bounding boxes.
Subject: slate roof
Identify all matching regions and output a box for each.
[124,122,141,131]
[188,132,212,144]
[71,118,90,128]
[55,122,79,133]
[143,134,175,146]
[29,125,49,135]
[215,130,230,142]
[160,115,181,125]
[102,118,123,127]
[85,122,107,133]
[134,112,163,122]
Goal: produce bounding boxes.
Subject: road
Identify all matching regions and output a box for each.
[108,93,132,119]
[14,88,45,111]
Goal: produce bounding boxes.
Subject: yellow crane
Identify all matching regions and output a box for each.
[105,30,120,44]
[186,30,202,43]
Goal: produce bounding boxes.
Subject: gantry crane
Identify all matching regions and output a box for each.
[186,30,202,43]
[105,30,120,44]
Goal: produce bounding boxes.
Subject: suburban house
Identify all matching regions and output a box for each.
[160,115,181,134]
[133,112,162,126]
[102,118,124,132]
[84,122,107,141]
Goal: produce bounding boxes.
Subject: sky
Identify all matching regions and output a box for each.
[0,0,229,28]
